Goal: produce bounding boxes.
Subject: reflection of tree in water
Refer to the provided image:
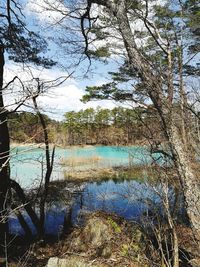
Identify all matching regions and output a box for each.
[10,178,184,238]
[77,180,185,226]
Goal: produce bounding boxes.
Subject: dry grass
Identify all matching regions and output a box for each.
[60,155,102,167]
[63,165,155,183]
[64,168,116,182]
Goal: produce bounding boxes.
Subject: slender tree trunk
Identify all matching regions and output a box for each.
[163,181,179,267]
[10,179,41,236]
[11,204,32,237]
[0,46,10,241]
[32,95,55,237]
[62,207,72,236]
[91,0,200,248]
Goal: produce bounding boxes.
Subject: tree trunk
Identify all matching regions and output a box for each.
[11,204,33,237]
[0,46,10,241]
[91,0,200,248]
[32,94,55,238]
[169,123,200,244]
[10,179,41,236]
[116,1,200,246]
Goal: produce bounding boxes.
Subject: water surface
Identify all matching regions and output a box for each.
[9,145,168,236]
[10,145,155,188]
[9,179,162,235]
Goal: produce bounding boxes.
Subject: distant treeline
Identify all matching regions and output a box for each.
[8,107,160,146]
[63,107,148,145]
[8,112,64,145]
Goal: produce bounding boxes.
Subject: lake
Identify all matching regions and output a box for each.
[9,145,172,236]
[10,145,155,188]
[9,179,166,236]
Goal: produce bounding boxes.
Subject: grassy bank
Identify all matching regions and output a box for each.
[63,164,156,183]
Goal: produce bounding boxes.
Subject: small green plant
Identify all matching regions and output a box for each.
[121,243,129,257]
[121,242,140,258]
[107,217,121,233]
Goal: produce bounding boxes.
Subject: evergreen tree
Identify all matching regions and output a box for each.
[0,0,55,239]
[79,0,200,255]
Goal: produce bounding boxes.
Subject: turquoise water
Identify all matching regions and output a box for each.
[10,146,62,188]
[56,145,152,166]
[8,146,182,237]
[10,145,158,188]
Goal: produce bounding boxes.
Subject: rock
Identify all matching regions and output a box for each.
[59,212,146,266]
[46,256,90,267]
[45,256,109,267]
[71,216,113,253]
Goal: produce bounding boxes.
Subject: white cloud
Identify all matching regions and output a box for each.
[4,0,168,121]
[25,0,68,24]
[40,83,116,120]
[3,62,116,120]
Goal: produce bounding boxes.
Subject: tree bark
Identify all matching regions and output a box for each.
[91,0,200,247]
[0,46,10,241]
[168,124,200,243]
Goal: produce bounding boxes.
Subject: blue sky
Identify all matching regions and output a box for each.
[4,0,169,120]
[4,0,122,120]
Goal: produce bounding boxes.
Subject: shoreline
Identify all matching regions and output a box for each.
[63,164,154,183]
[10,142,147,149]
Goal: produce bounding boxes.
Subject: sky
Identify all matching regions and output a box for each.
[4,60,118,120]
[4,0,122,121]
[4,0,167,120]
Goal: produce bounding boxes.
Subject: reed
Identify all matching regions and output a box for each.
[63,164,156,183]
[64,167,116,181]
[60,155,102,167]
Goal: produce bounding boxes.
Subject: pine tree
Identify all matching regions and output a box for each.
[80,0,200,255]
[0,0,55,240]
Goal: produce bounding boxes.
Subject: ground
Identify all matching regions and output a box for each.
[2,211,199,267]
[6,212,149,267]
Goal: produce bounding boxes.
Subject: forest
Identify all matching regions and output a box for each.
[0,0,200,267]
[8,106,157,145]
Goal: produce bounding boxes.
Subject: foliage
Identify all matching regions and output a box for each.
[63,107,150,145]
[8,111,61,144]
[107,217,121,233]
[7,106,161,147]
[0,2,55,67]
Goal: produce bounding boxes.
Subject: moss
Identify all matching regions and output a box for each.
[107,217,121,233]
[121,243,129,256]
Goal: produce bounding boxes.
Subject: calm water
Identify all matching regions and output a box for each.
[9,145,168,235]
[9,179,165,236]
[10,145,156,188]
